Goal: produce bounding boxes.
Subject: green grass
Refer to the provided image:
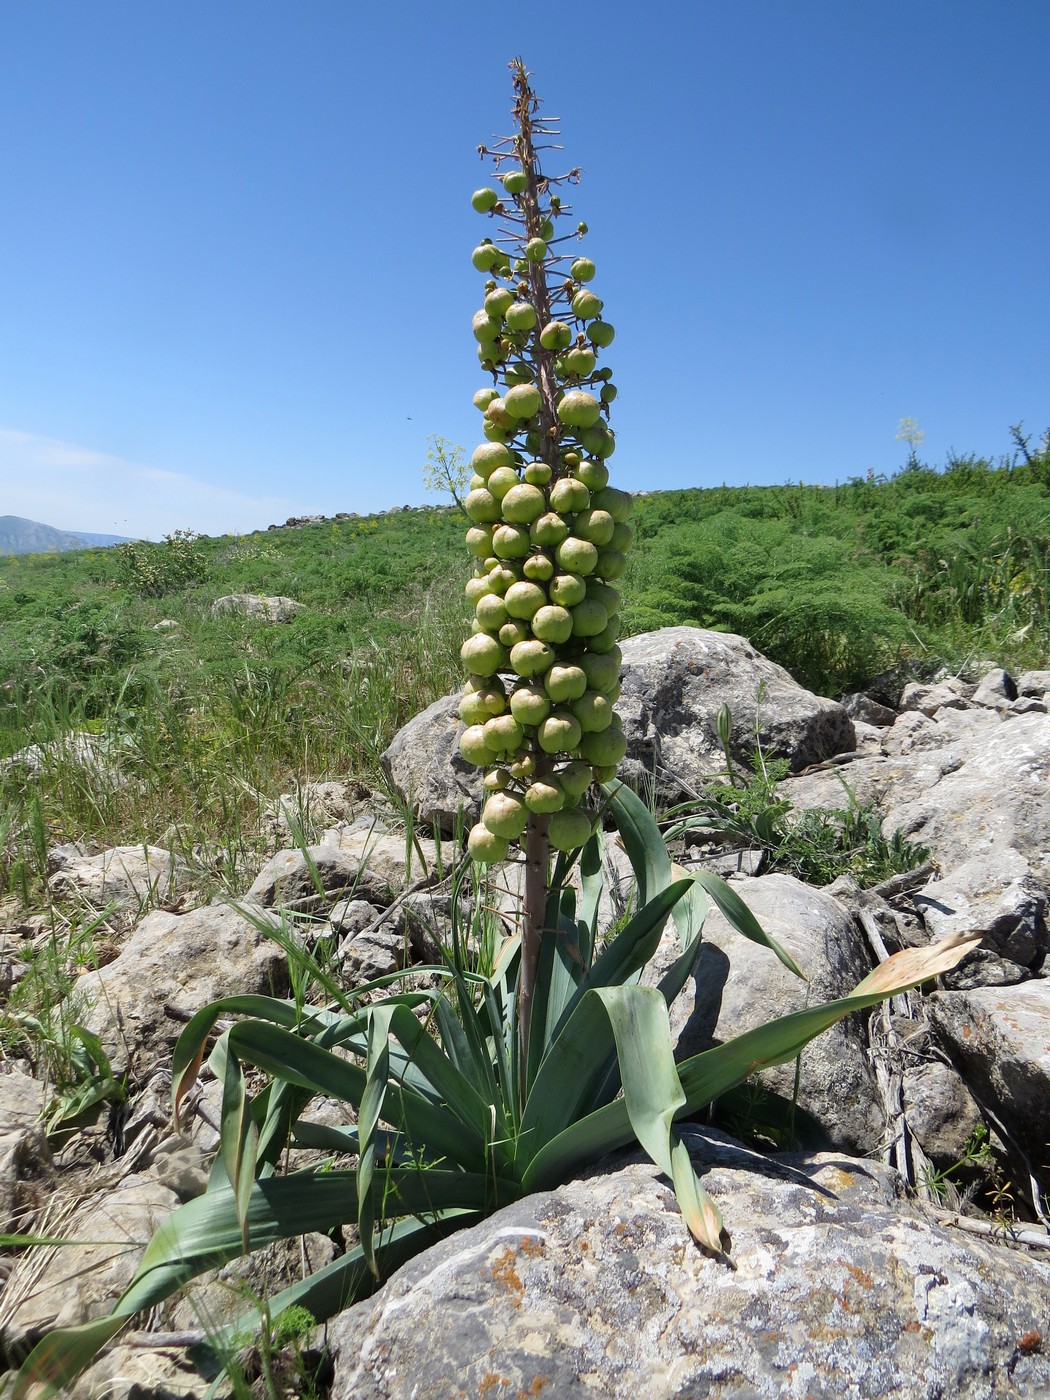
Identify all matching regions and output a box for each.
[1,445,1048,906]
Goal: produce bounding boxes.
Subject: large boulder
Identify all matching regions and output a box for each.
[381,628,855,830]
[647,873,882,1153]
[616,628,855,805]
[327,1132,1050,1399]
[381,693,484,834]
[210,594,303,623]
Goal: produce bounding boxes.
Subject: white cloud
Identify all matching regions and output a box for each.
[0,427,293,540]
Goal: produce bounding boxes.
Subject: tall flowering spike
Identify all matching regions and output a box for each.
[460,58,632,872]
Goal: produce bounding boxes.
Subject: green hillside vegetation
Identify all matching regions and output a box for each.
[1,447,1048,906]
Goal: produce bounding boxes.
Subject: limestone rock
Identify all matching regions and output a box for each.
[902,1060,984,1166]
[0,1068,51,1233]
[381,692,485,833]
[616,627,855,805]
[0,732,125,787]
[261,779,370,845]
[380,628,855,829]
[328,1133,1050,1400]
[246,843,396,912]
[972,668,1017,707]
[0,1174,180,1359]
[77,902,288,1073]
[840,691,898,726]
[69,1345,214,1400]
[321,821,441,893]
[210,593,303,622]
[912,850,1047,971]
[47,844,188,922]
[649,873,881,1153]
[899,678,974,716]
[928,981,1050,1167]
[784,706,1050,889]
[1016,670,1050,699]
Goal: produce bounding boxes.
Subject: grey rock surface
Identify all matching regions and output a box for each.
[912,850,1047,971]
[380,628,856,828]
[840,691,898,727]
[785,706,1050,888]
[77,902,288,1073]
[902,1060,984,1165]
[0,732,125,786]
[972,667,1017,707]
[0,1069,51,1233]
[246,842,397,911]
[47,844,188,923]
[68,1345,215,1400]
[0,1174,179,1358]
[381,692,484,833]
[616,627,855,805]
[649,873,882,1153]
[210,593,303,622]
[1016,670,1050,699]
[261,778,368,845]
[321,821,441,892]
[328,1134,1050,1400]
[928,981,1050,1167]
[899,678,974,716]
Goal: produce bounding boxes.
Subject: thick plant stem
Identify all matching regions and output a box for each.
[518,809,550,1079]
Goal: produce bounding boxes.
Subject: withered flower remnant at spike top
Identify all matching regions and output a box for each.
[463,61,630,864]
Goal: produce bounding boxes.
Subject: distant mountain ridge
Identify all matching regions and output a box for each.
[0,516,134,555]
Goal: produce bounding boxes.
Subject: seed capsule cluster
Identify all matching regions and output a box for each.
[460,119,632,865]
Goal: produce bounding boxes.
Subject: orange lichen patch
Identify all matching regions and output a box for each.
[489,1246,526,1307]
[1017,1330,1042,1354]
[480,1373,510,1396]
[845,1262,874,1290]
[519,1235,544,1260]
[817,1166,856,1192]
[518,1378,549,1397]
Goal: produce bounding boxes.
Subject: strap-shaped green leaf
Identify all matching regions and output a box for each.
[590,985,726,1255]
[690,869,805,979]
[676,930,982,1107]
[225,1020,490,1173]
[218,1037,258,1252]
[357,1007,394,1279]
[604,781,672,907]
[11,1313,129,1400]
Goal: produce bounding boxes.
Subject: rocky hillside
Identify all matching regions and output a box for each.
[1,628,1048,1397]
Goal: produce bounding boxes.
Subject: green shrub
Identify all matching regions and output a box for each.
[115,530,208,597]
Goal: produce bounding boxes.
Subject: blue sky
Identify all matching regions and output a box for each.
[1,1,1047,539]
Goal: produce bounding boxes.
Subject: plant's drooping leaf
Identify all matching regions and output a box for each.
[690,869,805,979]
[605,781,672,908]
[852,929,983,995]
[589,984,729,1259]
[677,928,984,1107]
[668,1134,730,1263]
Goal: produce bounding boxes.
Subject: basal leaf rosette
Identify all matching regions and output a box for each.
[460,109,632,864]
